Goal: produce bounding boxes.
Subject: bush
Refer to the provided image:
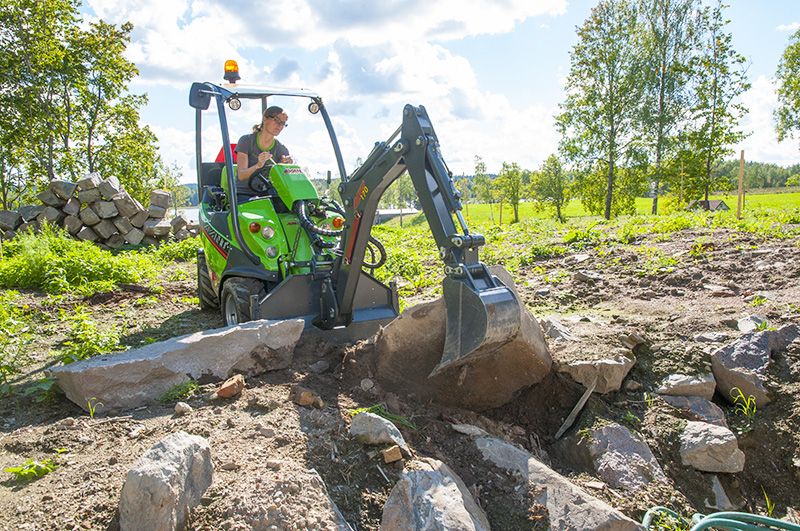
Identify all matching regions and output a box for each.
[0,224,158,295]
[56,305,122,364]
[0,290,32,394]
[148,236,200,263]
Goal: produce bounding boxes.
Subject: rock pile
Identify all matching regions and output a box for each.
[0,174,193,247]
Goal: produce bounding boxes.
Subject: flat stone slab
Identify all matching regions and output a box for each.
[474,436,643,530]
[50,319,304,411]
[657,373,716,400]
[587,423,667,490]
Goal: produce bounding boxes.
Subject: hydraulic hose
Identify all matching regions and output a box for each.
[293,199,387,267]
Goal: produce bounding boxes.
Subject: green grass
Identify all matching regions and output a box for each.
[386,190,800,227]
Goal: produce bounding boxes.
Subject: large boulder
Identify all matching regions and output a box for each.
[0,210,21,231]
[586,423,667,490]
[49,319,304,411]
[373,266,551,411]
[656,373,716,400]
[119,431,212,531]
[680,421,744,473]
[382,458,490,531]
[711,325,800,406]
[474,436,643,530]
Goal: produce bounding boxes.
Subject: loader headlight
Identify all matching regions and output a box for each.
[308,101,320,114]
[261,226,275,239]
[265,246,278,258]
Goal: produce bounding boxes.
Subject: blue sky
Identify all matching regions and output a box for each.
[82,0,800,183]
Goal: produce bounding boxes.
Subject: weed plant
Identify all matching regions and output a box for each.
[4,458,58,482]
[148,236,200,263]
[349,403,417,430]
[158,379,199,403]
[57,306,121,364]
[0,291,33,394]
[0,224,158,295]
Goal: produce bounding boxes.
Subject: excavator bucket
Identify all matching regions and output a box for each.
[431,275,522,377]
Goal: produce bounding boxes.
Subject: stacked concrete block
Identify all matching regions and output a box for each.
[0,173,194,246]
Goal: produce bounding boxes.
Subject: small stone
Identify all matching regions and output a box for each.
[290,385,320,407]
[216,374,245,398]
[382,445,403,464]
[575,270,603,283]
[621,332,646,350]
[259,426,276,438]
[360,378,375,391]
[309,360,331,374]
[265,459,282,470]
[174,402,193,415]
[220,462,239,471]
[624,380,642,392]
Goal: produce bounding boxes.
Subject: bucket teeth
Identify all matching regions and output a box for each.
[431,276,521,377]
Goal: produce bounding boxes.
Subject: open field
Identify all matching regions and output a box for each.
[387,190,800,227]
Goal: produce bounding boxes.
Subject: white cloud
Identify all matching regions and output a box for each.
[776,22,800,32]
[733,75,800,165]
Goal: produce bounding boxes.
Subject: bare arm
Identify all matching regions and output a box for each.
[236,151,274,181]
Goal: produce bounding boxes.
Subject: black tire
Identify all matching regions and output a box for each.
[220,277,267,326]
[197,249,219,310]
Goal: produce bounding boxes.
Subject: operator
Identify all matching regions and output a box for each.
[234,105,294,201]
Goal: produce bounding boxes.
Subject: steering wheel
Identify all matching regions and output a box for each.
[248,164,274,195]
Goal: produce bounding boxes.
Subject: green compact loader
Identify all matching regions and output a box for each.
[189,63,521,376]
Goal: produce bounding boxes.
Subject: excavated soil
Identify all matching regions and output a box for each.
[1,227,800,529]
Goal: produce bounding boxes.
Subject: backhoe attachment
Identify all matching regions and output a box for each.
[335,104,522,377]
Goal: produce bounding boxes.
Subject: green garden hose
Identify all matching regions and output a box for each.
[642,506,800,531]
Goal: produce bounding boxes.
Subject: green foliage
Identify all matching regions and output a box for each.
[0,290,32,394]
[776,28,800,145]
[0,0,169,208]
[530,154,571,222]
[682,2,750,201]
[349,403,417,430]
[19,377,59,403]
[688,237,712,259]
[563,223,603,248]
[0,224,158,295]
[557,0,645,220]
[750,295,767,307]
[158,380,199,403]
[4,458,58,482]
[519,244,567,265]
[762,486,776,518]
[730,387,757,419]
[622,410,641,427]
[149,236,200,263]
[57,306,121,364]
[87,397,103,419]
[496,162,526,223]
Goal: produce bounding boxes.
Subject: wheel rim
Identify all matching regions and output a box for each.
[223,294,238,326]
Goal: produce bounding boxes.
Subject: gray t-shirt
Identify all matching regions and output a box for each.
[234,133,290,198]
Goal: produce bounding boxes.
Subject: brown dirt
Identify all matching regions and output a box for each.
[1,228,800,529]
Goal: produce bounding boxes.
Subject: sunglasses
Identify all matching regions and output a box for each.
[268,116,288,127]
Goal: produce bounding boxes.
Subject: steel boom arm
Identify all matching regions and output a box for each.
[335,104,506,328]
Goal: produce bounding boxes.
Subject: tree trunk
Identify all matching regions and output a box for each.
[513,203,519,223]
[605,158,614,220]
[499,199,503,225]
